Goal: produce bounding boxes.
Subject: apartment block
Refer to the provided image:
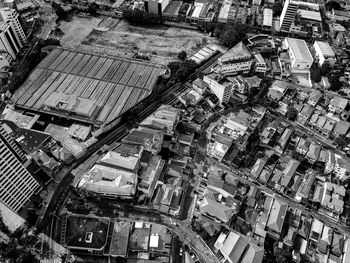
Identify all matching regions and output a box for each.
[0,133,41,213]
[0,21,22,60]
[0,8,26,44]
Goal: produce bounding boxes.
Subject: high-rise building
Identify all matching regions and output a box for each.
[0,126,41,213]
[0,8,26,44]
[0,21,22,60]
[280,0,298,33]
[144,0,170,16]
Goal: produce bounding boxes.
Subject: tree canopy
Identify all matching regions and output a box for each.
[272,2,283,17]
[217,24,250,48]
[168,59,197,82]
[122,8,163,25]
[178,51,187,60]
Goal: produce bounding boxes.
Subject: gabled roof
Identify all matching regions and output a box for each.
[220,42,252,64]
[200,197,234,223]
[266,199,288,233]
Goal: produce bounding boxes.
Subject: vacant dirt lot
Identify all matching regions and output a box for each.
[83,19,220,65]
[59,16,103,47]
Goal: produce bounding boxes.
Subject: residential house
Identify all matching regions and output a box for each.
[307,90,322,107]
[215,231,264,263]
[251,158,267,179]
[334,156,350,181]
[309,219,324,243]
[333,120,350,138]
[260,121,278,144]
[254,53,267,75]
[266,198,288,239]
[318,225,333,254]
[306,142,321,163]
[325,151,336,174]
[297,105,314,125]
[296,138,310,156]
[328,96,348,114]
[275,128,293,154]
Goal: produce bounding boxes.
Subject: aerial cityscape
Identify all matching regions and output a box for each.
[0,0,350,262]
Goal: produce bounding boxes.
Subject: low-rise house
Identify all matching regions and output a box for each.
[275,128,293,154]
[328,96,349,114]
[267,80,289,101]
[331,233,344,257]
[315,182,345,220]
[296,138,310,156]
[307,90,322,107]
[318,225,333,254]
[278,98,291,115]
[266,198,288,239]
[260,122,278,144]
[297,105,314,125]
[271,159,300,192]
[325,151,336,174]
[323,118,336,137]
[334,156,350,181]
[309,219,324,243]
[333,120,350,138]
[306,142,321,163]
[198,195,235,224]
[251,158,267,179]
[254,53,267,75]
[215,231,264,263]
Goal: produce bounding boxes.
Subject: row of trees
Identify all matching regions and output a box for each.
[122,9,163,25]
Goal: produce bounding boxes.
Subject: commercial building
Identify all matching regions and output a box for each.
[0,128,41,213]
[280,0,299,33]
[215,42,253,76]
[284,38,313,73]
[313,41,336,67]
[11,48,166,136]
[203,73,234,104]
[0,8,26,44]
[144,0,170,16]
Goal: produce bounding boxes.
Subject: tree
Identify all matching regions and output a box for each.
[51,2,69,21]
[334,134,350,149]
[218,24,250,48]
[319,63,331,77]
[88,3,98,15]
[122,8,162,25]
[286,106,298,121]
[310,63,321,83]
[178,51,187,60]
[272,2,283,17]
[325,1,342,11]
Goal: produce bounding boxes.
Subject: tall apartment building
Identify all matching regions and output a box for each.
[0,21,22,60]
[203,73,234,104]
[0,8,26,44]
[144,0,170,16]
[0,126,41,213]
[280,0,298,33]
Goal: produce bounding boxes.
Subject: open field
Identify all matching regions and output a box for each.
[82,19,221,65]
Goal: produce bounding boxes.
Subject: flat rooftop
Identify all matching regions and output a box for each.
[11,48,166,126]
[109,221,131,257]
[65,216,109,250]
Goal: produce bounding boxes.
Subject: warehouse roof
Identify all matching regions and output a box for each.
[11,48,166,126]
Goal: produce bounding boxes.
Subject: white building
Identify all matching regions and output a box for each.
[254,53,267,74]
[215,42,253,75]
[0,8,26,44]
[263,8,273,29]
[280,0,298,33]
[313,41,336,67]
[284,38,313,73]
[144,0,170,16]
[334,156,350,181]
[0,21,22,60]
[203,73,234,104]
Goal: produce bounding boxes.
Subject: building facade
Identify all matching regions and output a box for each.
[203,73,234,104]
[284,38,313,73]
[144,0,170,16]
[0,129,41,213]
[280,0,298,33]
[0,21,22,60]
[0,8,26,44]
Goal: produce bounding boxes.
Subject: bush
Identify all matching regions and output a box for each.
[218,24,251,48]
